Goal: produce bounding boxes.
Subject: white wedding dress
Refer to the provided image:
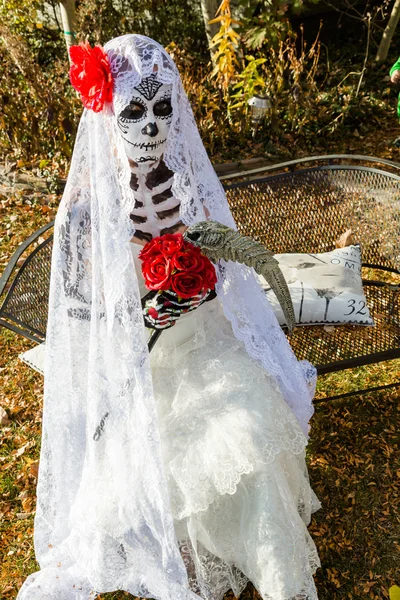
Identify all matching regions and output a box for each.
[131,243,321,600]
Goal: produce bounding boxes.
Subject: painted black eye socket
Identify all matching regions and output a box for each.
[119,102,145,121]
[154,99,172,117]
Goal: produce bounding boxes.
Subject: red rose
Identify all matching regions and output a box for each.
[171,272,204,299]
[138,237,162,261]
[142,255,172,291]
[158,233,184,257]
[172,250,204,273]
[69,43,113,113]
[202,259,217,290]
[204,271,217,290]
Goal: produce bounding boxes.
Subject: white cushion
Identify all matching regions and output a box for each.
[260,245,374,327]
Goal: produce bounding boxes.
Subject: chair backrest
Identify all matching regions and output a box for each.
[225,165,400,273]
[0,235,53,342]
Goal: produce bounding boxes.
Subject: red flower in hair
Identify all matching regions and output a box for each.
[69,42,113,112]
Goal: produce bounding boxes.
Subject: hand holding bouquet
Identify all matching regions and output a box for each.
[139,233,217,330]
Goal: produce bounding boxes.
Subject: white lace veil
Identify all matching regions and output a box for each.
[17,35,316,600]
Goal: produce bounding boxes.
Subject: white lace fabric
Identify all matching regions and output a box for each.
[17,35,319,600]
[149,298,321,600]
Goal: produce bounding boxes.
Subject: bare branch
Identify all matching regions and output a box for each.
[356,15,371,96]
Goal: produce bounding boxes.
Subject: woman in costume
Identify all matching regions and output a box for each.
[17,35,321,600]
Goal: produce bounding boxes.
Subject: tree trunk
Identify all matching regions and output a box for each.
[200,0,220,59]
[59,0,76,61]
[375,0,400,62]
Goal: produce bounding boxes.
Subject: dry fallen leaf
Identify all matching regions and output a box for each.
[12,441,33,458]
[0,406,10,425]
[335,229,354,248]
[29,461,39,479]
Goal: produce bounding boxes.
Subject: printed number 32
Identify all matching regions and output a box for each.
[345,299,367,316]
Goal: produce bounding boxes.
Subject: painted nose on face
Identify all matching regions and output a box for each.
[141,122,159,137]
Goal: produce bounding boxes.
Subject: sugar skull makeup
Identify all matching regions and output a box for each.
[117,73,172,165]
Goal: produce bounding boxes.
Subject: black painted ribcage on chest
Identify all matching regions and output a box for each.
[129,160,183,243]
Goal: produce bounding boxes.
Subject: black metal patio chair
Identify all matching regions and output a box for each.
[1,154,400,400]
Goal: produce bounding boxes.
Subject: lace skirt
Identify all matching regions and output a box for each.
[149,299,321,600]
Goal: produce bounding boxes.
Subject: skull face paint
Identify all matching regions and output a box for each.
[117,74,173,165]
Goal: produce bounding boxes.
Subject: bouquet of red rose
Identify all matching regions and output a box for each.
[139,233,217,330]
